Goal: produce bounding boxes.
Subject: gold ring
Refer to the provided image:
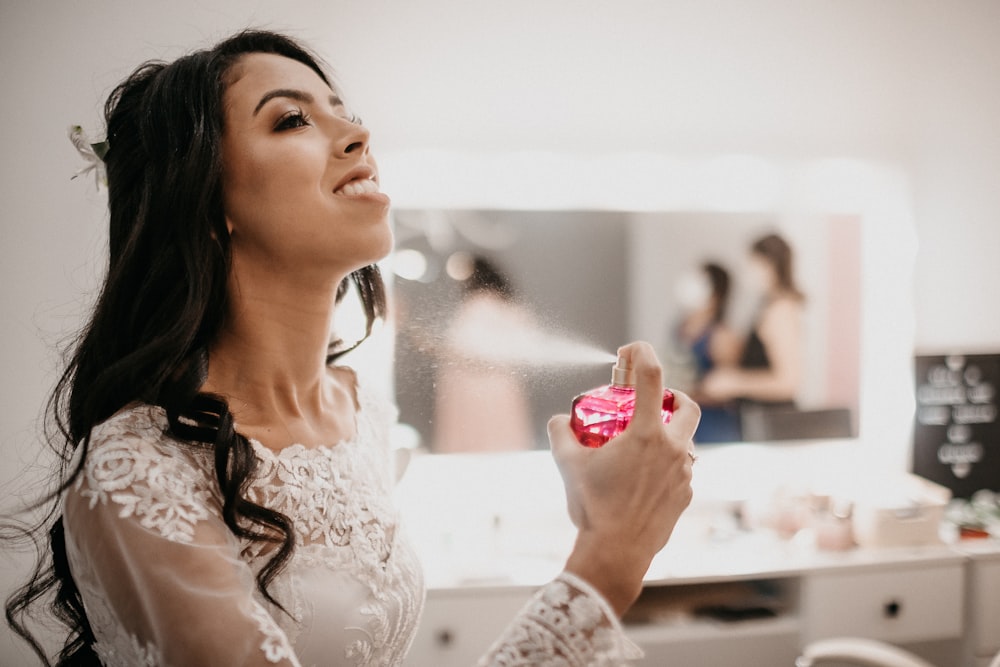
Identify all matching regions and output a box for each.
[688,450,697,464]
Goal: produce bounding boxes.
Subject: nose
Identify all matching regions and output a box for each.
[339,120,370,157]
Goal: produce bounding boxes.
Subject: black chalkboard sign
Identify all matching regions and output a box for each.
[912,353,1000,499]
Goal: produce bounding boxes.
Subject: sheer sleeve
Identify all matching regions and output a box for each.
[62,407,301,667]
[476,571,644,666]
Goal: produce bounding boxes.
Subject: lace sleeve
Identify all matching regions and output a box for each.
[476,572,644,667]
[62,407,301,667]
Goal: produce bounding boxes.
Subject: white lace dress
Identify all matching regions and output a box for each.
[62,381,642,666]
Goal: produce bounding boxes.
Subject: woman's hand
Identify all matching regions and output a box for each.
[550,341,699,616]
[700,366,743,401]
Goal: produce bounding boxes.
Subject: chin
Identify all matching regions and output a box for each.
[372,224,395,260]
[330,210,393,269]
[348,234,394,272]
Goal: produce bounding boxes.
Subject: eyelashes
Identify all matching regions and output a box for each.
[275,109,311,131]
[274,109,364,132]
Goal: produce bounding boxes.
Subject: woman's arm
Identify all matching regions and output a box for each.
[62,424,302,667]
[476,342,698,665]
[555,344,698,614]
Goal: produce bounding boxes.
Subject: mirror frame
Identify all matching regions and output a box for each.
[372,151,917,470]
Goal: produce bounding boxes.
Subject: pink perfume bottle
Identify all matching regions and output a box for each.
[570,355,675,448]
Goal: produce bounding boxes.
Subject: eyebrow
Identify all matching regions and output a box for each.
[252,89,345,116]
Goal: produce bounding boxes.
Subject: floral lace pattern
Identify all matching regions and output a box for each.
[478,572,644,667]
[63,384,422,667]
[242,390,425,666]
[73,405,215,543]
[249,601,298,663]
[63,516,168,667]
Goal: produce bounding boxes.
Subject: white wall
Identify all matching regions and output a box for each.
[2,0,999,661]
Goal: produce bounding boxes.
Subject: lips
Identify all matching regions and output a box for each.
[333,165,380,196]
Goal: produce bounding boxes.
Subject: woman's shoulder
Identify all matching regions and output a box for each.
[70,404,218,534]
[763,292,804,318]
[89,402,166,441]
[86,402,201,461]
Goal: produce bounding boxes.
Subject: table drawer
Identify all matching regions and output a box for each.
[404,589,533,667]
[802,563,963,643]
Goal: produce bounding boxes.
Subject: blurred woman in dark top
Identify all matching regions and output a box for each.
[701,233,805,434]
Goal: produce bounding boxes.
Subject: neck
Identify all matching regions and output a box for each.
[205,263,345,423]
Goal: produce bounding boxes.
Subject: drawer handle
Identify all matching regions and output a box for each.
[436,629,454,647]
[883,599,902,619]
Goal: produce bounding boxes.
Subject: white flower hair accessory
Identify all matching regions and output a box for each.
[68,125,109,189]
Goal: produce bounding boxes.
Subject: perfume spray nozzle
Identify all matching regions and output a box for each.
[610,355,635,387]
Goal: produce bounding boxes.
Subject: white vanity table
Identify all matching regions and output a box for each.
[396,446,999,667]
[405,536,998,667]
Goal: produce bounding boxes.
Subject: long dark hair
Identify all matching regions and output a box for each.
[751,232,804,301]
[5,30,386,665]
[701,261,731,324]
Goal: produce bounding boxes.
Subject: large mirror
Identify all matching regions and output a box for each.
[390,208,860,451]
[371,152,916,463]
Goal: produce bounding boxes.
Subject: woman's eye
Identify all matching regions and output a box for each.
[275,110,311,131]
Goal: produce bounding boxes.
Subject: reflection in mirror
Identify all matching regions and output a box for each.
[391,209,860,452]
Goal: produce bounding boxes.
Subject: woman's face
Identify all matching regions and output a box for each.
[748,253,778,294]
[220,53,392,280]
[674,269,712,312]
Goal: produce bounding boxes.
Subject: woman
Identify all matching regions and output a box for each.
[674,262,742,443]
[701,233,804,423]
[676,263,740,375]
[5,30,697,666]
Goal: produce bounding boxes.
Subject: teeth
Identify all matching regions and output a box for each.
[335,177,379,196]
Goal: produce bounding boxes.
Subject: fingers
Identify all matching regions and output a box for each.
[548,414,590,529]
[555,341,700,458]
[665,389,702,442]
[619,342,664,433]
[547,414,572,447]
[548,414,582,470]
[618,342,700,450]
